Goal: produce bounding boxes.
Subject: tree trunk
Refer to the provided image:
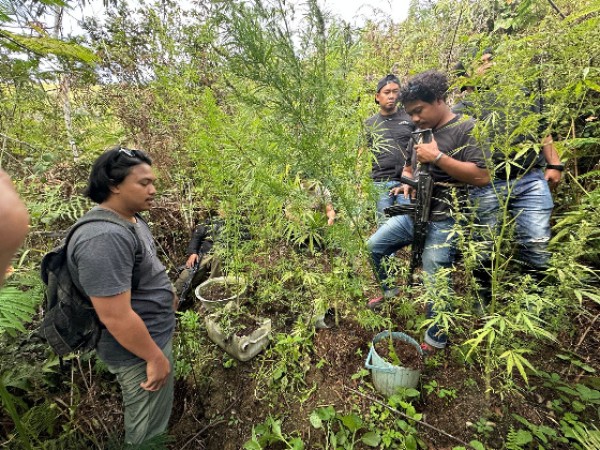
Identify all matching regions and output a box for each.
[54,6,79,161]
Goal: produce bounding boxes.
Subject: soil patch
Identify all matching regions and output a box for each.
[374,337,424,371]
[200,281,241,301]
[229,313,260,336]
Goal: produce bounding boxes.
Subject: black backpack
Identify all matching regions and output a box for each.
[40,209,143,356]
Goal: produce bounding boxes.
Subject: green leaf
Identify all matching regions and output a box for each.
[340,413,363,433]
[269,418,283,439]
[289,437,304,449]
[0,30,97,63]
[351,369,369,380]
[316,406,336,421]
[309,410,322,429]
[0,283,40,337]
[571,400,586,412]
[500,349,536,384]
[572,361,596,373]
[469,440,485,450]
[335,429,348,444]
[272,367,285,380]
[361,431,381,447]
[404,388,420,398]
[405,434,417,450]
[514,430,533,445]
[242,441,262,450]
[575,384,600,401]
[566,5,600,23]
[464,328,495,358]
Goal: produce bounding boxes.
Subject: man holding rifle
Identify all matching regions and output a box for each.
[366,70,490,354]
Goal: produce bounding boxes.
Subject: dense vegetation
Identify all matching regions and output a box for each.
[1,0,599,448]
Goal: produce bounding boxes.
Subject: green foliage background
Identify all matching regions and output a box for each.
[0,0,599,447]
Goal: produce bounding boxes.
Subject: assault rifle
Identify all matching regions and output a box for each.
[178,258,201,305]
[383,128,434,277]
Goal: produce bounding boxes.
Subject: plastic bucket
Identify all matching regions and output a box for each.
[365,331,423,396]
[195,276,246,311]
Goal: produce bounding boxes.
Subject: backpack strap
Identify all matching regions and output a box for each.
[67,208,145,291]
[131,213,145,290]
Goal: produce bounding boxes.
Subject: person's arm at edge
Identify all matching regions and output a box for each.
[90,292,170,391]
[0,170,29,284]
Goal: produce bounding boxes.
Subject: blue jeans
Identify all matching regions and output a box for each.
[469,169,553,270]
[367,215,457,348]
[373,180,411,226]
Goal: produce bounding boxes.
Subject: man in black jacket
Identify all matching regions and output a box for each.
[174,217,223,302]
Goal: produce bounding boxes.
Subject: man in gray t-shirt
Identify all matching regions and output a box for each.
[69,215,175,366]
[68,147,176,445]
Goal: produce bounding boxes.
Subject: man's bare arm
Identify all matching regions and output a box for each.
[415,141,490,187]
[542,135,562,188]
[90,292,171,391]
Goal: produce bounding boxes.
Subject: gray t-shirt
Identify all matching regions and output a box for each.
[365,110,414,182]
[67,207,176,367]
[403,115,488,221]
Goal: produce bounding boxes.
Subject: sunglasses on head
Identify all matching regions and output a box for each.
[117,147,146,159]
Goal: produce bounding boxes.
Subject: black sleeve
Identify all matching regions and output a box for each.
[365,129,373,149]
[186,224,208,255]
[364,118,375,149]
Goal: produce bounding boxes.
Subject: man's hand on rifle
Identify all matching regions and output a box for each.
[186,253,199,268]
[414,137,443,164]
[390,184,412,200]
[398,166,415,199]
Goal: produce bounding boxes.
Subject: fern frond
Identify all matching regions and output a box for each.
[0,285,40,337]
[505,426,532,450]
[22,400,59,441]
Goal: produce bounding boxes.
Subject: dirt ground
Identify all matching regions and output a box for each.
[27,294,597,449]
[165,297,600,449]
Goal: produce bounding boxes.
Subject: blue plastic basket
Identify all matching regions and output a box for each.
[365,331,423,395]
